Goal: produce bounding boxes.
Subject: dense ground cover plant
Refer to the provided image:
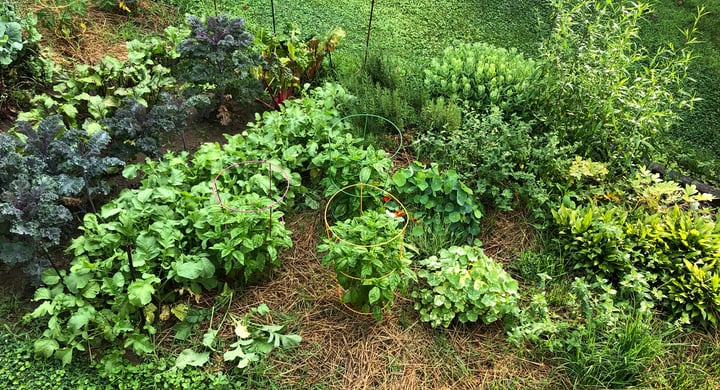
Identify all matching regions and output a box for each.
[412,245,519,328]
[509,276,666,388]
[536,0,703,168]
[319,208,415,321]
[424,42,538,118]
[554,165,720,328]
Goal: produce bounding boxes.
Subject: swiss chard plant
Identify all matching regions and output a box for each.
[253,24,345,110]
[319,209,416,321]
[412,245,519,328]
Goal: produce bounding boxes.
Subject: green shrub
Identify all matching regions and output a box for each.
[391,161,483,244]
[423,42,538,118]
[27,147,297,363]
[412,245,519,328]
[553,168,720,328]
[413,106,567,214]
[537,0,703,167]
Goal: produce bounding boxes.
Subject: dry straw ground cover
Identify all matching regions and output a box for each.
[223,210,554,389]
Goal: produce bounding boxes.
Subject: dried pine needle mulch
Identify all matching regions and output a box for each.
[221,210,555,389]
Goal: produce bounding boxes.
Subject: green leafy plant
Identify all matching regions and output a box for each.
[103,93,210,160]
[319,209,416,321]
[423,42,538,118]
[221,303,301,369]
[537,0,704,167]
[412,245,519,328]
[27,148,295,363]
[18,29,178,129]
[1,0,51,119]
[175,14,256,125]
[1,116,122,278]
[553,168,720,328]
[253,24,345,110]
[391,161,483,245]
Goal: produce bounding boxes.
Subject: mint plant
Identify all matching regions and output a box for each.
[319,209,416,321]
[412,245,519,328]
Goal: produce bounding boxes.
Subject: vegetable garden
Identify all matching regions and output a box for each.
[2,0,720,388]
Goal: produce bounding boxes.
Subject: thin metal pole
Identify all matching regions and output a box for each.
[271,0,276,34]
[364,0,375,65]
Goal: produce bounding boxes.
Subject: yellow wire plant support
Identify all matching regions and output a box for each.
[323,183,409,318]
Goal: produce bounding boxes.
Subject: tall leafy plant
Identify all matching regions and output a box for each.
[537,0,704,167]
[175,14,256,124]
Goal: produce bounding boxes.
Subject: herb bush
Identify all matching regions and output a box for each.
[412,245,519,328]
[413,105,569,215]
[319,208,415,321]
[28,145,297,363]
[423,42,538,118]
[536,0,702,168]
[553,165,720,328]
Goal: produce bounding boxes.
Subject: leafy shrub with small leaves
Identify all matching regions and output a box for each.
[412,245,519,328]
[423,42,538,118]
[414,105,567,214]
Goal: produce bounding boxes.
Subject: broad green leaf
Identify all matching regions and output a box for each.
[127,277,159,306]
[34,338,59,358]
[174,349,210,369]
[392,171,407,187]
[54,348,73,366]
[41,268,61,286]
[368,286,381,304]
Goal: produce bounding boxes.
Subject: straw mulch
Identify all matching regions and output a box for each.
[220,210,555,389]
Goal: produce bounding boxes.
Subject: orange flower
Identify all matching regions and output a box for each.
[382,195,392,203]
